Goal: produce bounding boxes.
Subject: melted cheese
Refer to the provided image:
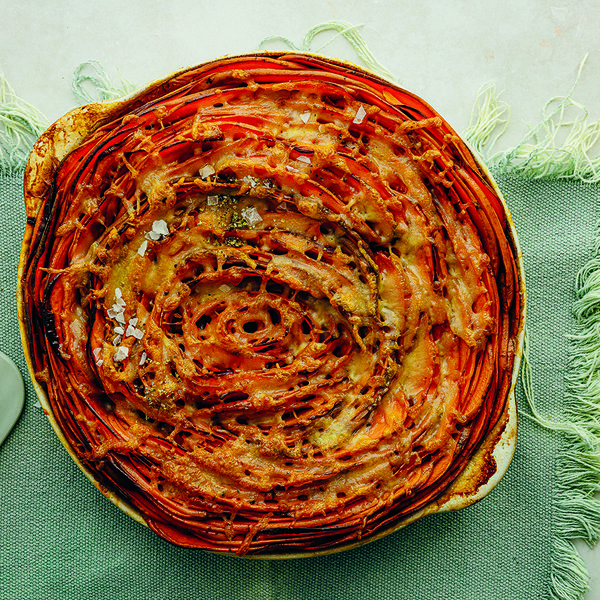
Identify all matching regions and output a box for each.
[25,54,519,556]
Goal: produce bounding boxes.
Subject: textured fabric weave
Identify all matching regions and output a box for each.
[0,171,596,600]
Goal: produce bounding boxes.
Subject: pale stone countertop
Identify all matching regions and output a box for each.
[1,0,599,596]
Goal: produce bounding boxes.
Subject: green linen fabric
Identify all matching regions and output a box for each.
[0,165,596,599]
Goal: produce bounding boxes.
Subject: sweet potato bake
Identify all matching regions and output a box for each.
[19,53,524,556]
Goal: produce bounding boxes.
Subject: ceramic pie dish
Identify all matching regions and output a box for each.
[18,53,525,557]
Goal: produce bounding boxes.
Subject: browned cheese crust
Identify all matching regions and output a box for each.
[20,54,522,555]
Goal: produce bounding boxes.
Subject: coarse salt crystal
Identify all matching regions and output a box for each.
[126,323,144,340]
[93,347,104,367]
[219,284,231,293]
[114,326,125,335]
[353,104,367,124]
[115,297,126,308]
[200,165,215,178]
[137,240,148,256]
[139,351,147,365]
[114,335,122,345]
[300,111,311,123]
[115,288,122,300]
[107,307,122,319]
[144,220,169,242]
[114,312,126,325]
[207,195,219,206]
[296,155,311,164]
[241,206,263,226]
[113,346,129,362]
[129,317,139,327]
[152,219,169,236]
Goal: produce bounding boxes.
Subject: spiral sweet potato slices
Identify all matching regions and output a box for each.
[19,53,523,556]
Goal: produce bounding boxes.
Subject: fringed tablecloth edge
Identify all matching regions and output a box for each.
[466,61,600,600]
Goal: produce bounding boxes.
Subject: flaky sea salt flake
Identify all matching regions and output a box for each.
[152,219,169,237]
[241,207,263,226]
[353,104,367,124]
[126,323,144,339]
[300,111,311,123]
[113,346,129,362]
[137,240,148,256]
[107,306,124,320]
[200,165,215,179]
